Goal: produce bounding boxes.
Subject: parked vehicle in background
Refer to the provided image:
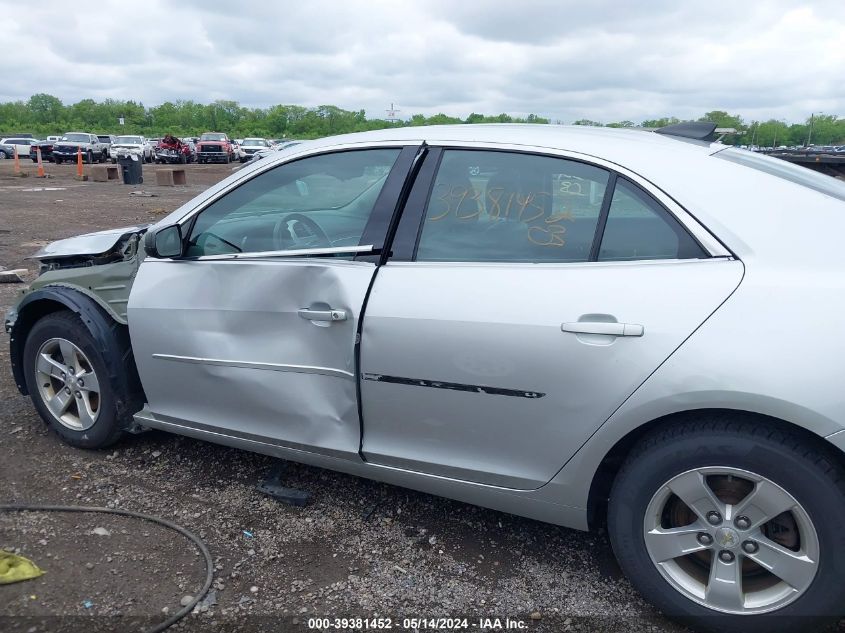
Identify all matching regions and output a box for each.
[239,137,270,161]
[111,136,154,163]
[154,136,193,164]
[97,135,117,160]
[239,140,302,168]
[230,140,245,162]
[182,140,197,162]
[0,137,42,158]
[29,140,56,162]
[196,132,234,163]
[51,133,108,164]
[0,142,14,159]
[9,122,845,633]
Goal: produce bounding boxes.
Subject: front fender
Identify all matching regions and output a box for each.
[7,286,137,399]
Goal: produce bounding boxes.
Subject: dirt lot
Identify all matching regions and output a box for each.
[1,159,690,633]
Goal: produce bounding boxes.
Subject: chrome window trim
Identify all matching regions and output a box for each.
[192,244,374,262]
[424,140,731,259]
[382,257,733,270]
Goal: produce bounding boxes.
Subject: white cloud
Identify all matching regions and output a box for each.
[0,0,842,123]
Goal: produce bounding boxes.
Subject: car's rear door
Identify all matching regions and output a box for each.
[360,145,743,489]
[128,143,420,461]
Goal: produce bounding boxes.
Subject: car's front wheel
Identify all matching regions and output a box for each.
[608,416,845,633]
[23,311,127,448]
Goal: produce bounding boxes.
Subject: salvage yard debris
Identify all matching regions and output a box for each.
[0,269,27,283]
[0,551,45,585]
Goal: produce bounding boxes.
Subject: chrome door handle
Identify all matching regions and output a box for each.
[298,308,347,322]
[561,322,644,337]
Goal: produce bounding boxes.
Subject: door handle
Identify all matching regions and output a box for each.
[561,322,644,337]
[298,308,347,322]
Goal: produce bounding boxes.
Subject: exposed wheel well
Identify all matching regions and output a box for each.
[586,408,844,531]
[10,291,144,408]
[9,299,69,394]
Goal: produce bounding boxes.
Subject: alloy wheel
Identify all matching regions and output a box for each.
[34,337,101,431]
[643,466,819,614]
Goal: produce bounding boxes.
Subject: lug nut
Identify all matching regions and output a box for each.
[77,378,84,387]
[742,541,759,554]
[67,366,74,374]
[65,387,71,394]
[74,391,81,398]
[706,511,722,525]
[697,533,714,546]
[735,516,751,530]
[719,550,735,563]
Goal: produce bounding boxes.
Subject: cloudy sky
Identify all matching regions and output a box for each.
[1,0,843,124]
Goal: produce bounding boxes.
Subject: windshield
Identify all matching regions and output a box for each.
[715,148,845,203]
[243,138,265,146]
[200,133,226,141]
[61,133,89,142]
[115,136,143,144]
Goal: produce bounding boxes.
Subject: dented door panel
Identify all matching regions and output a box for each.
[128,257,375,460]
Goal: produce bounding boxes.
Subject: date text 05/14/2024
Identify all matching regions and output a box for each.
[306,617,530,630]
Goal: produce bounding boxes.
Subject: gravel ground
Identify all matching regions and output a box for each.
[1,158,695,632]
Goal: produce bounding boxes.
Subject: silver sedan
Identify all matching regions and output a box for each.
[6,122,845,633]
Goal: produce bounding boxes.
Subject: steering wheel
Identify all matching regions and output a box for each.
[272,212,332,250]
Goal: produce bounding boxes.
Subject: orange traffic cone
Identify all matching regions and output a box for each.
[36,146,46,178]
[13,145,20,175]
[76,145,84,178]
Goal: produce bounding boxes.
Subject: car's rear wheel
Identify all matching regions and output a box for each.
[608,416,845,633]
[23,311,126,449]
[86,150,93,164]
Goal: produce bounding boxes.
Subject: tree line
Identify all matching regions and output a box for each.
[1,95,842,146]
[0,94,548,139]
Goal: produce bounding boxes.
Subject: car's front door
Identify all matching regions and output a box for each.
[360,147,743,489]
[128,144,419,461]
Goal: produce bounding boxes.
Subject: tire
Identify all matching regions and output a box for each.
[111,157,117,164]
[86,150,93,164]
[608,415,845,633]
[55,157,62,164]
[99,152,107,163]
[0,151,7,159]
[179,154,186,164]
[22,311,135,449]
[224,153,230,164]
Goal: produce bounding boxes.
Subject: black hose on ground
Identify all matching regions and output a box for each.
[0,503,213,633]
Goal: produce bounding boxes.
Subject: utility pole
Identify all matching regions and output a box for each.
[806,112,822,147]
[386,103,401,123]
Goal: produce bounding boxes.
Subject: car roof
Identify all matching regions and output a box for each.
[291,123,721,155]
[272,124,727,184]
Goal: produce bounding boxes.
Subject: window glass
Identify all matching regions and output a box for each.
[416,150,609,262]
[186,149,400,257]
[598,179,706,261]
[715,147,845,203]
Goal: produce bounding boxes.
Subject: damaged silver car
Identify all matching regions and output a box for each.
[7,123,845,633]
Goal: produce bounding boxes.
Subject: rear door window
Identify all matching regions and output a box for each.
[415,150,610,262]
